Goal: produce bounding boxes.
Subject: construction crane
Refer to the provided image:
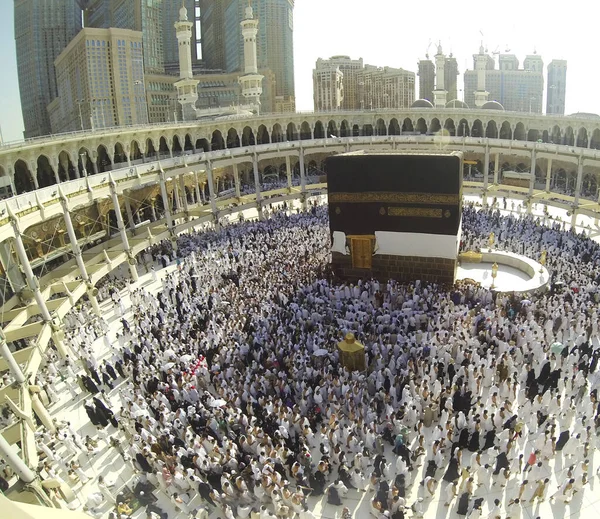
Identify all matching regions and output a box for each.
[425,39,432,60]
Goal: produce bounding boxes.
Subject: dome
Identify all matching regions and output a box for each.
[411,99,434,108]
[179,5,188,21]
[482,100,505,111]
[568,112,600,118]
[446,99,469,109]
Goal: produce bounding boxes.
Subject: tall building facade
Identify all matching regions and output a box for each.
[547,59,567,115]
[417,59,435,102]
[313,65,343,112]
[15,0,83,138]
[49,28,148,133]
[84,0,166,74]
[313,56,363,111]
[444,55,459,102]
[464,51,544,113]
[357,65,415,110]
[163,0,198,71]
[199,0,295,111]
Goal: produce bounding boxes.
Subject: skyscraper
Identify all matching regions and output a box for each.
[313,56,363,110]
[84,0,166,74]
[464,51,544,113]
[199,0,295,110]
[417,59,435,102]
[14,0,83,138]
[444,55,459,102]
[547,60,567,115]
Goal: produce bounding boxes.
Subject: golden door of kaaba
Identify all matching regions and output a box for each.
[350,237,372,269]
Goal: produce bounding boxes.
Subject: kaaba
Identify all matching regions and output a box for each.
[327,151,463,284]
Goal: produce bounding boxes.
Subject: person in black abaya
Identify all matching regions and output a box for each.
[136,451,153,473]
[93,396,116,427]
[483,429,496,450]
[493,450,509,475]
[81,375,99,395]
[443,455,460,483]
[468,426,481,452]
[457,491,470,515]
[85,404,101,426]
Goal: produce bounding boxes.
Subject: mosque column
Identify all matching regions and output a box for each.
[0,240,26,294]
[52,158,61,185]
[27,160,39,190]
[30,391,56,433]
[527,148,537,214]
[285,156,292,191]
[232,163,241,199]
[193,171,202,205]
[252,154,264,220]
[108,177,139,282]
[159,169,175,233]
[0,337,26,385]
[574,155,584,206]
[59,193,101,316]
[0,432,36,484]
[179,176,190,219]
[545,159,553,192]
[172,179,182,214]
[299,147,308,210]
[124,195,136,233]
[482,145,490,206]
[205,162,218,217]
[149,199,157,221]
[9,220,68,357]
[493,153,500,185]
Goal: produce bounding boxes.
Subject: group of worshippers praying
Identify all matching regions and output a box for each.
[28,200,600,519]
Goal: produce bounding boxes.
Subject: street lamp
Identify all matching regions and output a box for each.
[80,152,89,177]
[359,81,365,111]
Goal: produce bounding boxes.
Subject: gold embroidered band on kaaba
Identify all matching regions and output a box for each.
[387,207,443,218]
[328,192,459,205]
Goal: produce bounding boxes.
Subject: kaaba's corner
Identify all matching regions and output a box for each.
[327,151,463,284]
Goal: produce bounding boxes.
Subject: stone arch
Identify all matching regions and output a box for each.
[429,118,441,133]
[226,128,240,148]
[314,121,325,139]
[78,147,94,176]
[145,138,157,158]
[457,119,469,137]
[97,144,112,172]
[550,125,562,144]
[415,118,427,134]
[130,140,142,161]
[172,135,183,155]
[444,118,456,136]
[183,134,193,152]
[590,129,600,150]
[286,122,298,141]
[486,120,498,139]
[211,130,225,150]
[564,126,575,146]
[36,155,55,188]
[513,122,526,141]
[402,118,414,133]
[159,136,170,156]
[58,150,75,181]
[300,121,312,140]
[471,119,484,137]
[14,159,34,194]
[272,123,284,143]
[363,123,374,136]
[352,124,360,137]
[576,127,588,148]
[242,126,256,147]
[499,121,512,140]
[527,129,540,142]
[327,120,338,137]
[375,118,386,136]
[113,142,127,164]
[542,130,549,143]
[388,118,400,136]
[257,124,270,144]
[340,120,350,138]
[195,138,210,152]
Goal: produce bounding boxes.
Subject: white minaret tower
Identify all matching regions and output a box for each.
[174,1,199,121]
[238,2,264,114]
[474,43,490,108]
[433,42,448,108]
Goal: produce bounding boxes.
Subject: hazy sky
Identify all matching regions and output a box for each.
[1,0,597,143]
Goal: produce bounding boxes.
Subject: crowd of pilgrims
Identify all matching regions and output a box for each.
[56,202,600,519]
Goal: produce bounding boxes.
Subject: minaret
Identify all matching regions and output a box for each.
[433,43,448,108]
[238,2,264,114]
[174,1,199,121]
[474,43,490,108]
